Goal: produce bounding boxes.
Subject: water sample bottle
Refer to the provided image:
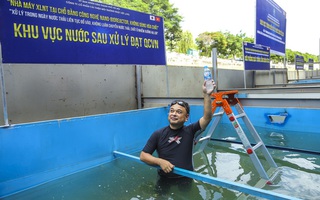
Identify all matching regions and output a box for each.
[203,66,214,91]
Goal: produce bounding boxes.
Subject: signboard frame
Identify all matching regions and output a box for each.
[0,0,166,65]
[295,55,304,70]
[243,42,271,71]
[255,0,286,56]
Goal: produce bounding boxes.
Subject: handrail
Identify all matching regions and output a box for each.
[113,151,301,200]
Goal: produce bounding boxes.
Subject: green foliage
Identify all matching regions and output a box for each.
[194,31,318,64]
[285,49,319,64]
[195,31,227,57]
[195,31,252,58]
[270,54,284,63]
[175,31,196,54]
[97,0,149,12]
[285,49,295,64]
[224,31,252,59]
[96,0,183,51]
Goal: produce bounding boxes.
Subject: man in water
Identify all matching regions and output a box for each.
[140,80,215,179]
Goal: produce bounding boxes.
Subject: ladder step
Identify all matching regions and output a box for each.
[213,111,224,117]
[252,141,263,151]
[235,113,246,119]
[198,135,211,142]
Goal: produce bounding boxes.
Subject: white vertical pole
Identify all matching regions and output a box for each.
[0,43,9,126]
[242,43,247,89]
[136,65,142,109]
[211,48,218,93]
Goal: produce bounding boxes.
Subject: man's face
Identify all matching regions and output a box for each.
[168,104,189,128]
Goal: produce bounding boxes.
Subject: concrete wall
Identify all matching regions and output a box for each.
[1,64,137,124]
[255,68,288,86]
[142,65,205,98]
[0,63,293,125]
[216,69,254,90]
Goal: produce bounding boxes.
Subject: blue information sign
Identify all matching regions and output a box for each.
[243,42,270,70]
[308,58,314,70]
[0,0,166,65]
[256,0,286,56]
[295,55,304,70]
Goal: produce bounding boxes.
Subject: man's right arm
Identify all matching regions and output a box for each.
[199,80,215,130]
[140,151,174,173]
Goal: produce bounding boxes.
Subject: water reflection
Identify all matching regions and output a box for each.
[283,154,320,170]
[264,166,320,199]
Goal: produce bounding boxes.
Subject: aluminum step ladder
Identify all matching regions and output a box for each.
[194,90,279,183]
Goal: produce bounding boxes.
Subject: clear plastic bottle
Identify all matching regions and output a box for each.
[203,66,214,91]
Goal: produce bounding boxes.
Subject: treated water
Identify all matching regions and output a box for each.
[4,125,320,200]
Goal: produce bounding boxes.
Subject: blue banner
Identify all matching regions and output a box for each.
[243,42,270,70]
[308,58,314,70]
[295,55,304,70]
[0,0,166,65]
[256,0,286,56]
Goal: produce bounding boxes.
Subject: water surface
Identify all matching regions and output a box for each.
[5,126,320,200]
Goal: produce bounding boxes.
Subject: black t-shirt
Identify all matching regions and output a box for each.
[142,121,201,177]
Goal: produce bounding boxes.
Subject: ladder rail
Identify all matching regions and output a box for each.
[227,113,252,149]
[194,90,279,182]
[248,151,270,180]
[234,104,278,168]
[194,107,224,154]
[259,146,278,168]
[227,111,275,180]
[234,104,264,144]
